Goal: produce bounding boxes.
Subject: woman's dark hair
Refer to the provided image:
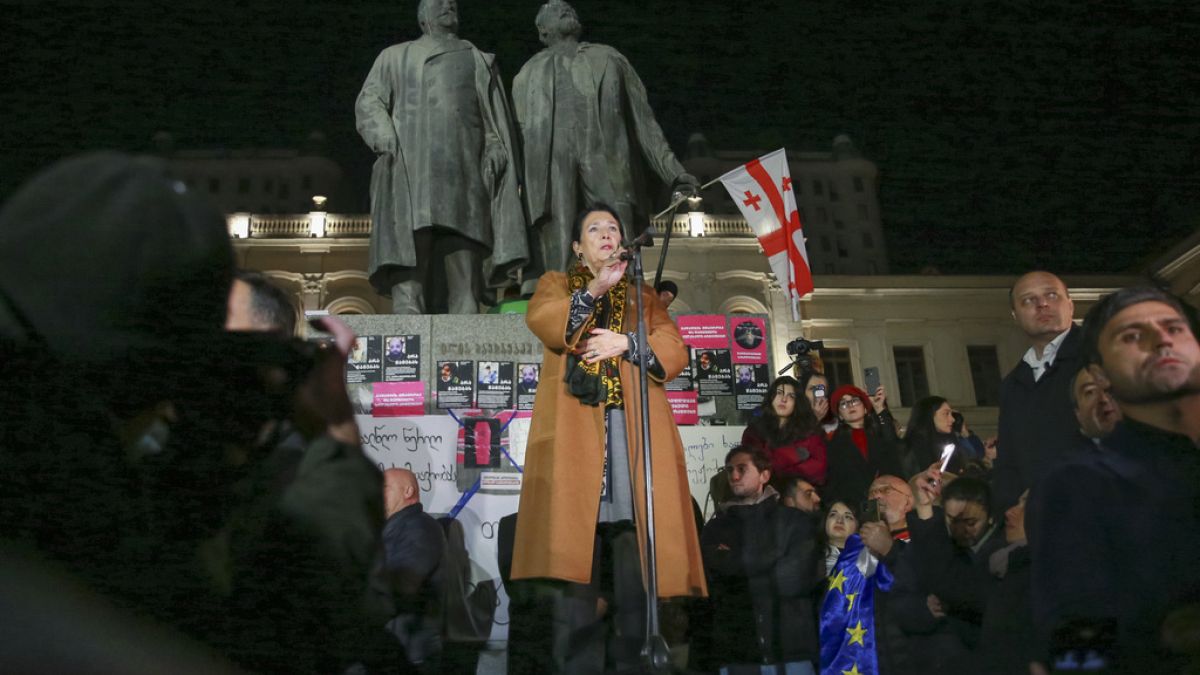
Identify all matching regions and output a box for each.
[570,203,624,245]
[904,395,950,469]
[941,475,992,511]
[751,375,820,446]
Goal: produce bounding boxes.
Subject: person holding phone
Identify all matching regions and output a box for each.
[798,370,837,434]
[902,396,965,478]
[823,384,905,507]
[742,375,828,487]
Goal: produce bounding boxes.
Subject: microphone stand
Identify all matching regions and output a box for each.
[619,232,671,673]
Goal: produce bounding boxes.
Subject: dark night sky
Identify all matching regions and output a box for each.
[3,0,1198,274]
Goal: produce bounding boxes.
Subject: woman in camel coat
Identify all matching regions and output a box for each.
[510,204,706,670]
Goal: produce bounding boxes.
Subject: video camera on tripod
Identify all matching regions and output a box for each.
[778,336,826,376]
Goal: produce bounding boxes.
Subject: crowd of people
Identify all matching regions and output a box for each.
[689,272,1200,674]
[1,151,1198,675]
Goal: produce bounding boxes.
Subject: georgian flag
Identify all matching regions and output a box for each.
[718,148,813,321]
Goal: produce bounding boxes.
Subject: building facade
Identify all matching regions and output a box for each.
[153,132,344,215]
[227,208,1179,436]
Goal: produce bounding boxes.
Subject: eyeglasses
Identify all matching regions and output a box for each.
[838,399,863,409]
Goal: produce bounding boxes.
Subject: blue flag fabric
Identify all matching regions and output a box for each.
[819,534,894,675]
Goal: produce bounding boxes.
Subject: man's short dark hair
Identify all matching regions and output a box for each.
[724,444,770,473]
[235,270,296,336]
[941,476,991,510]
[780,475,814,501]
[1080,286,1190,366]
[655,280,678,297]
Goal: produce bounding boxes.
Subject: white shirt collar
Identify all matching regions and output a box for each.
[1022,327,1071,382]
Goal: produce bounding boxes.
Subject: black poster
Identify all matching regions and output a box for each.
[517,363,540,411]
[735,363,771,410]
[383,334,420,382]
[346,335,382,384]
[694,348,734,396]
[476,361,515,409]
[435,360,474,409]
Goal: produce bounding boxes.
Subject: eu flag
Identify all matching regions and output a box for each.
[819,534,893,675]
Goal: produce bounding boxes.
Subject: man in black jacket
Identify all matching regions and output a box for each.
[1031,287,1200,672]
[693,446,821,674]
[992,271,1086,512]
[381,468,447,672]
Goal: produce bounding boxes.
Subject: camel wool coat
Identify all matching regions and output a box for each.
[511,272,707,598]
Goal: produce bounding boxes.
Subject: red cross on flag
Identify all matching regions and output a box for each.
[717,148,813,321]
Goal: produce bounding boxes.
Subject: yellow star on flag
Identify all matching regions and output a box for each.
[841,664,863,675]
[846,592,858,612]
[828,570,848,594]
[846,620,868,647]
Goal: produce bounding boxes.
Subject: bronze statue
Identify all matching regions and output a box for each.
[513,0,698,287]
[355,0,527,314]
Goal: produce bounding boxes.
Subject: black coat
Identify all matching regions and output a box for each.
[825,412,905,506]
[382,503,447,665]
[1029,419,1200,671]
[694,496,821,670]
[991,325,1087,511]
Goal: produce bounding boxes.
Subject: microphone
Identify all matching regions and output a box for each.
[618,231,654,260]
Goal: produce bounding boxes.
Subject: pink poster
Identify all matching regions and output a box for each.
[730,317,768,364]
[372,381,425,417]
[667,391,699,426]
[676,315,730,349]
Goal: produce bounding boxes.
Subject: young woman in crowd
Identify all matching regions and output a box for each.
[798,369,837,434]
[824,385,905,506]
[902,395,964,477]
[821,500,860,574]
[741,375,828,486]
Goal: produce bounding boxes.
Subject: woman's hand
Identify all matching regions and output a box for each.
[586,257,628,297]
[871,386,887,413]
[813,396,830,420]
[578,328,629,364]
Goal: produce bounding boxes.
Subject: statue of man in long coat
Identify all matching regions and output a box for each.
[513,0,697,287]
[356,0,527,314]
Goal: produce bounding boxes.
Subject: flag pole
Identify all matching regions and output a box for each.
[650,176,723,221]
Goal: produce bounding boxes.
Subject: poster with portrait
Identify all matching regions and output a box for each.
[735,363,771,410]
[516,363,540,410]
[476,361,514,410]
[731,317,768,365]
[435,360,475,409]
[694,348,734,396]
[346,335,382,384]
[383,334,421,382]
